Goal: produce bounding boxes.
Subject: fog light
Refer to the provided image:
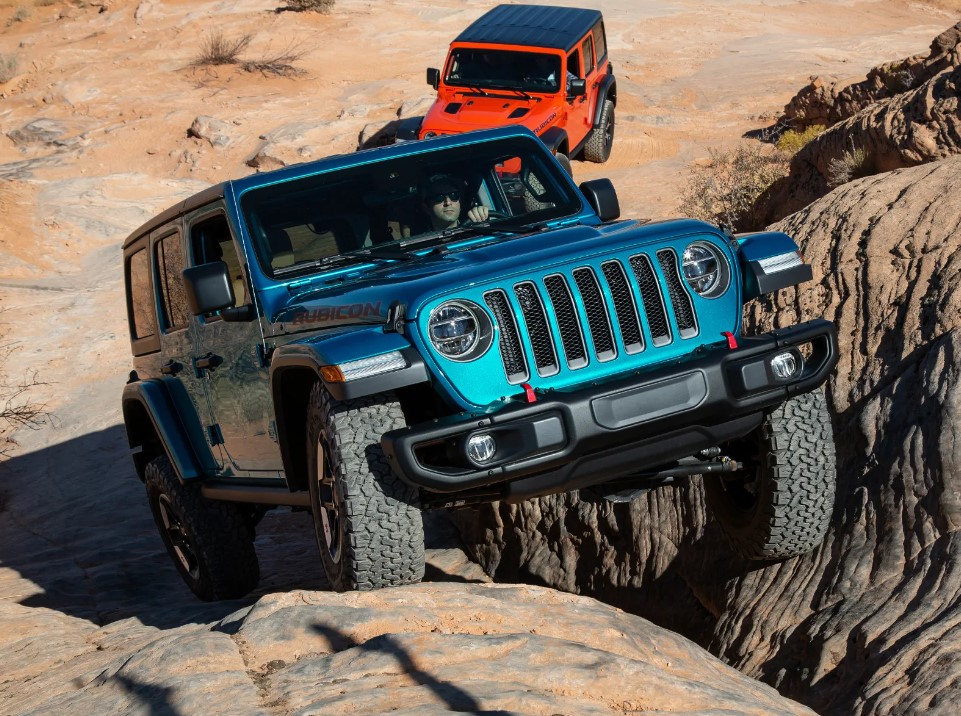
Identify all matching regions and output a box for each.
[466,433,496,464]
[770,351,801,380]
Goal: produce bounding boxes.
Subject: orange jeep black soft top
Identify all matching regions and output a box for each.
[399,4,617,169]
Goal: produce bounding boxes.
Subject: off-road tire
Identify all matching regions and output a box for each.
[705,388,836,561]
[145,455,260,601]
[555,152,573,176]
[582,100,615,163]
[306,383,425,591]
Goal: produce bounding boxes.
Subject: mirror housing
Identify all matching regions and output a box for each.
[579,179,620,222]
[568,79,587,97]
[183,262,234,316]
[426,68,440,90]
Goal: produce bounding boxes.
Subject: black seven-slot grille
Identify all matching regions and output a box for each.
[483,251,698,384]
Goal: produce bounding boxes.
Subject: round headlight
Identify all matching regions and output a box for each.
[423,131,438,139]
[428,301,492,361]
[682,242,729,298]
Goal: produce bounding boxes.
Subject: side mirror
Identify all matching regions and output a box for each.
[426,68,440,90]
[568,79,587,97]
[183,262,234,316]
[579,178,620,221]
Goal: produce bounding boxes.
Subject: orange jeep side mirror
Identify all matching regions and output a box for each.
[426,68,440,90]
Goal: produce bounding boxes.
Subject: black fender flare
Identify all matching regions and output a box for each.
[122,379,217,483]
[592,75,617,129]
[539,126,569,155]
[268,333,429,491]
[395,116,424,141]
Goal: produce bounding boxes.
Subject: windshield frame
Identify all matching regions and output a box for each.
[444,47,564,94]
[236,135,584,282]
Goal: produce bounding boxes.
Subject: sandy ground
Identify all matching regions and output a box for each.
[0,0,958,668]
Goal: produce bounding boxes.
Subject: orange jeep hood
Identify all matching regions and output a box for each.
[420,95,561,138]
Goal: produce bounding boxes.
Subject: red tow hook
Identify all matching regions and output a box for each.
[520,383,537,403]
[722,331,738,350]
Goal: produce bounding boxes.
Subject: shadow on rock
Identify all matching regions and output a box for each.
[311,623,513,715]
[0,423,488,631]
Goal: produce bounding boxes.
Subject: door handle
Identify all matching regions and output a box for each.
[161,360,182,375]
[193,353,223,375]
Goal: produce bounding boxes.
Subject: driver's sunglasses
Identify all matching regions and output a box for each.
[427,189,460,205]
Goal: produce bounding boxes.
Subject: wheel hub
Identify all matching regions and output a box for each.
[316,438,342,563]
[157,494,200,580]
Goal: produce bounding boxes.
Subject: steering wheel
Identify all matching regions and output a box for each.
[463,209,509,225]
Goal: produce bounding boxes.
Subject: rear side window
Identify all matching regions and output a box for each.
[155,233,190,332]
[581,36,595,75]
[593,20,607,63]
[127,248,158,341]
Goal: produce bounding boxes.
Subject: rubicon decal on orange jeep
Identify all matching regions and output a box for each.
[396,4,617,171]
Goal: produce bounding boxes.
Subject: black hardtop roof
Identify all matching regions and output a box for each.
[454,4,602,52]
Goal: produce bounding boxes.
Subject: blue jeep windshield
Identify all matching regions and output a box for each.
[446,49,562,94]
[240,137,581,278]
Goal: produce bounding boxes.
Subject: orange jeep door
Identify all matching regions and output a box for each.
[565,45,592,148]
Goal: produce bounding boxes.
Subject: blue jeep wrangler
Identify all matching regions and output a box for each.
[122,127,838,600]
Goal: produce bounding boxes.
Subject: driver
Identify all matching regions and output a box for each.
[421,173,489,230]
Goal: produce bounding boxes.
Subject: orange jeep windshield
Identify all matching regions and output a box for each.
[446,49,562,94]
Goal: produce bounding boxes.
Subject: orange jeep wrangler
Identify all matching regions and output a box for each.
[397,4,616,171]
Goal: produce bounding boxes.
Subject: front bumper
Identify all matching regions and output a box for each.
[382,319,838,501]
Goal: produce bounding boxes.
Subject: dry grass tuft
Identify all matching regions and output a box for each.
[281,0,335,13]
[678,143,789,231]
[193,32,253,67]
[0,53,17,83]
[242,43,308,77]
[6,5,28,25]
[827,146,871,188]
[0,343,48,459]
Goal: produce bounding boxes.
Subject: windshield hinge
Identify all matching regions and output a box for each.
[207,424,224,446]
[385,302,407,334]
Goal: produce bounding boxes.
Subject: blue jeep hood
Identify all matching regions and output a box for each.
[261,218,721,334]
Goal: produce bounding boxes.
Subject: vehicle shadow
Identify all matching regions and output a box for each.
[0,424,484,630]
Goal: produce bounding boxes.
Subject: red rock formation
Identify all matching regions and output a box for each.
[752,62,961,226]
[783,21,961,131]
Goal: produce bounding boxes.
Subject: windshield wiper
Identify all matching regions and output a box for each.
[273,248,413,276]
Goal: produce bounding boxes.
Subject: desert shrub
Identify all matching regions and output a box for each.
[0,342,47,459]
[776,124,826,155]
[34,0,58,6]
[6,6,29,25]
[677,143,789,231]
[193,32,252,67]
[827,146,871,187]
[283,0,334,13]
[0,54,17,83]
[242,43,307,77]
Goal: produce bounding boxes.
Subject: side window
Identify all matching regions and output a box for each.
[126,247,158,341]
[566,49,581,79]
[190,214,247,311]
[592,20,607,63]
[581,36,595,75]
[155,232,191,332]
